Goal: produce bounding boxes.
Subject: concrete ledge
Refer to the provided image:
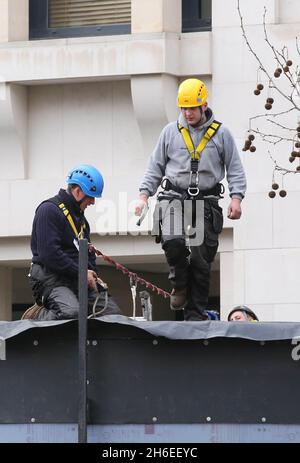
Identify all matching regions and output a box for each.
[0,32,211,84]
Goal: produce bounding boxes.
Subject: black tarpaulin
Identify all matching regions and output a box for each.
[0,315,300,341]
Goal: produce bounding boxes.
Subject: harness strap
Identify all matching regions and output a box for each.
[44,195,86,239]
[178,120,222,195]
[58,202,85,239]
[178,120,221,161]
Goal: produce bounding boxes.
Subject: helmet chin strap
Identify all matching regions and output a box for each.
[67,187,87,207]
[77,195,87,206]
[199,105,208,123]
[77,193,95,206]
[189,106,206,128]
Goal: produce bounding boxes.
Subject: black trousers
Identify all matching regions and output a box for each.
[28,263,121,321]
[157,197,223,320]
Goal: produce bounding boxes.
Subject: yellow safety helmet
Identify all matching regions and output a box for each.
[177,78,208,107]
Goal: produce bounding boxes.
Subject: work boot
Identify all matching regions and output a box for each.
[170,288,187,310]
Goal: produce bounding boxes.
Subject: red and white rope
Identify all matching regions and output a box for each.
[89,245,170,299]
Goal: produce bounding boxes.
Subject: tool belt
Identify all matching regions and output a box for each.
[153,179,224,244]
[161,178,224,199]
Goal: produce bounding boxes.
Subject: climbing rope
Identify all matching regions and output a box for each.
[88,244,171,299]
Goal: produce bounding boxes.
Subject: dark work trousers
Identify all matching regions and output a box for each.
[155,196,223,321]
[28,263,121,321]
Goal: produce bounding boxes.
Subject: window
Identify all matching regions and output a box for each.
[182,0,212,32]
[29,0,131,40]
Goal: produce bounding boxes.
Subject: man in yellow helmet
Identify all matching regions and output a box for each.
[135,78,246,321]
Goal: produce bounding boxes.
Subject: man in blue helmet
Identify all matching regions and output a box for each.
[28,164,121,320]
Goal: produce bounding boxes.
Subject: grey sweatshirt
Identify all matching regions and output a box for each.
[139,109,246,200]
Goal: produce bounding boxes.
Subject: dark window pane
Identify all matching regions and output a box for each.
[48,0,131,29]
[200,0,211,20]
[29,0,131,40]
[182,0,212,33]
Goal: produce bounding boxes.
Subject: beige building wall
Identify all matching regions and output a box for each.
[0,0,28,42]
[0,0,299,321]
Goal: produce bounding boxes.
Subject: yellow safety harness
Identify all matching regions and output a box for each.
[177,120,221,196]
[58,202,85,240]
[178,120,221,161]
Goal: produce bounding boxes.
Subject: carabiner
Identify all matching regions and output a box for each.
[187,186,200,197]
[188,171,199,197]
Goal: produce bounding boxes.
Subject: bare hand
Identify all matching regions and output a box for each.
[227,198,242,220]
[87,269,98,291]
[135,194,149,217]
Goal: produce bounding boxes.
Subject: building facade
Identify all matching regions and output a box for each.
[0,0,299,321]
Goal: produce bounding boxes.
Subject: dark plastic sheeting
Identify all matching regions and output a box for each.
[1,317,300,425]
[1,315,300,341]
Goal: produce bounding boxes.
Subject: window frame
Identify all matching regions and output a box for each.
[29,0,131,40]
[182,0,212,33]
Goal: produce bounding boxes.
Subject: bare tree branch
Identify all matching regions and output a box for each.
[250,128,294,144]
[296,37,300,58]
[269,152,300,175]
[237,0,300,192]
[249,107,297,123]
[237,0,300,111]
[266,119,296,132]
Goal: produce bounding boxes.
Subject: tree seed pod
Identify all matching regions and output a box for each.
[279,190,287,197]
[283,66,289,72]
[286,60,293,66]
[297,126,300,132]
[248,134,255,141]
[272,183,279,190]
[291,151,298,157]
[254,89,261,95]
[267,97,274,104]
[276,67,282,74]
[268,191,276,198]
[289,156,296,163]
[297,166,300,172]
[295,142,300,148]
[245,140,251,149]
[265,103,272,110]
[249,145,256,152]
[274,71,281,78]
[257,83,264,90]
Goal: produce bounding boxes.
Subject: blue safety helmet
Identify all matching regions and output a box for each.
[66,164,104,198]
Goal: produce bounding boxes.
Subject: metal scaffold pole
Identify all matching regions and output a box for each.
[78,238,88,443]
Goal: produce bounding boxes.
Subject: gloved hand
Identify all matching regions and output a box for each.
[87,269,98,291]
[135,194,149,216]
[96,276,108,292]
